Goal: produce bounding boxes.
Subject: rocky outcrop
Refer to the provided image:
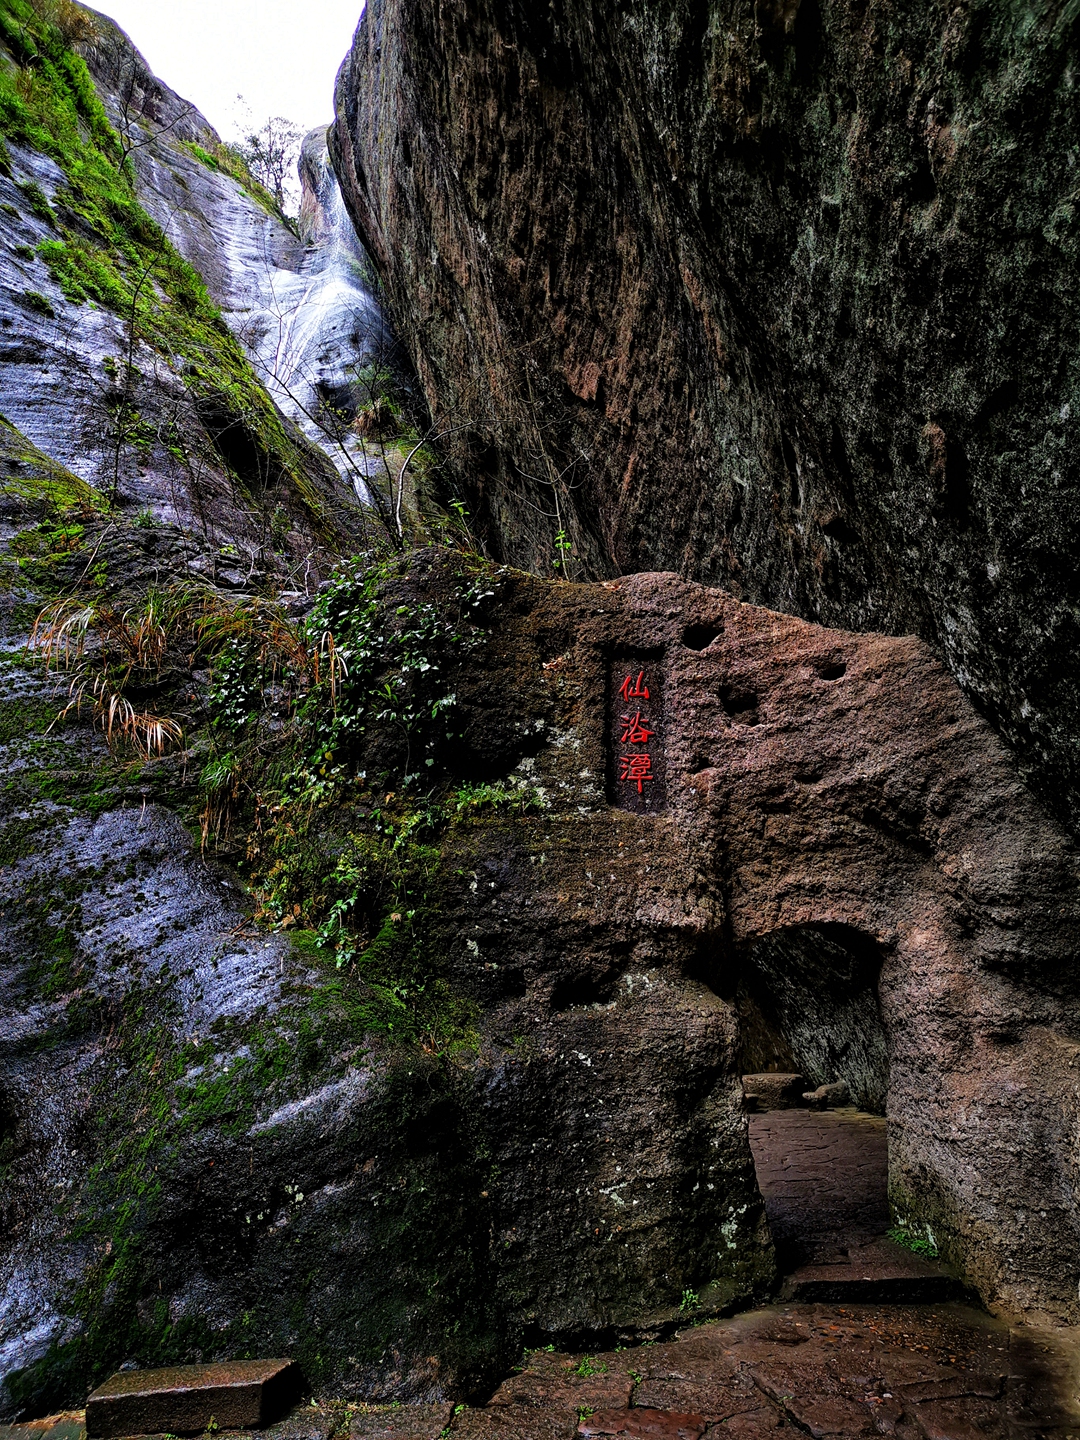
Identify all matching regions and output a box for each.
[0,0,388,570]
[78,6,398,523]
[332,0,1080,834]
[4,545,1079,1415]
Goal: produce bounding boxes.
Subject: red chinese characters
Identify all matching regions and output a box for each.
[618,670,651,702]
[616,671,656,795]
[619,751,654,793]
[619,710,654,745]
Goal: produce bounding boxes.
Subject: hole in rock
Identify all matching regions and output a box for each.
[815,658,847,681]
[735,925,898,1275]
[550,962,623,1012]
[820,512,856,542]
[719,682,760,725]
[683,622,723,651]
[194,393,287,493]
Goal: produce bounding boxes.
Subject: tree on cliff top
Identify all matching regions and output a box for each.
[232,104,303,213]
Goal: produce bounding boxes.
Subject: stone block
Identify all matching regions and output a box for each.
[741,1074,806,1112]
[578,1411,706,1440]
[802,1082,850,1110]
[85,1360,304,1438]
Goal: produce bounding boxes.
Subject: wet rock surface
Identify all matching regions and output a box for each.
[332,0,1080,838]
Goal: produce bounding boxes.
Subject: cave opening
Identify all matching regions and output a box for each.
[733,924,893,1274]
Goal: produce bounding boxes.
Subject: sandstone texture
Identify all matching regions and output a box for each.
[412,557,1080,1329]
[4,543,1079,1412]
[332,0,1080,834]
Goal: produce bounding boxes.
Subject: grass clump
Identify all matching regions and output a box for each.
[20,287,53,315]
[886,1224,940,1259]
[23,554,511,1046]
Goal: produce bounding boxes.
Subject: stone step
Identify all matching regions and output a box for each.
[85,1360,303,1438]
[779,1238,968,1304]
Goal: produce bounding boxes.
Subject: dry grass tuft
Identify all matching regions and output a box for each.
[60,673,183,758]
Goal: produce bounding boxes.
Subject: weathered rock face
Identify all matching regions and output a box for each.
[264,125,402,491]
[4,545,1080,1415]
[0,2,381,570]
[422,557,1080,1328]
[331,0,1080,834]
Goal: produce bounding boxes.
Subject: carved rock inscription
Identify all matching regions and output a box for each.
[609,659,666,813]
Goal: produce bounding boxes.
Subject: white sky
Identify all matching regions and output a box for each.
[91,0,366,142]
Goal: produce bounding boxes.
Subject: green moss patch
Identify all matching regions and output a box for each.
[0,412,101,518]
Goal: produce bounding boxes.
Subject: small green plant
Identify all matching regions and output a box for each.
[679,1287,700,1313]
[628,1369,643,1384]
[887,1224,939,1259]
[17,177,55,226]
[576,1406,595,1424]
[572,1355,607,1377]
[132,506,157,528]
[449,779,545,815]
[22,289,54,316]
[552,527,573,573]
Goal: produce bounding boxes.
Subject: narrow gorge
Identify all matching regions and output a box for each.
[0,1,1078,1437]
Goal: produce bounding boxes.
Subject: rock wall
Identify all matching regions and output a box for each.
[4,545,1080,1416]
[331,0,1080,834]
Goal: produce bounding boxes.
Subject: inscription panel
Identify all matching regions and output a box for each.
[608,658,666,813]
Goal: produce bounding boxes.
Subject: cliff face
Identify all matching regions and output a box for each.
[0,0,397,567]
[6,545,1080,1417]
[332,0,1080,831]
[0,2,386,1409]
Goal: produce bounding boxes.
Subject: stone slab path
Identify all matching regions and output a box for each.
[6,1306,1079,1440]
[747,1108,960,1302]
[747,1108,891,1264]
